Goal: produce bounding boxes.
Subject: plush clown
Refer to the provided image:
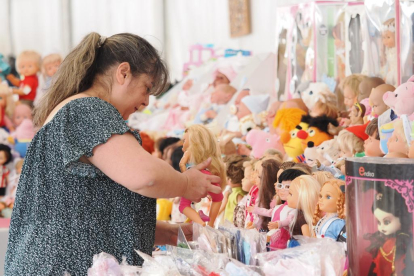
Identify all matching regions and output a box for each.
[297,115,339,150]
[279,113,311,159]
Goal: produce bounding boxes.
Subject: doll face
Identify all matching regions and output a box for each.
[236,102,252,120]
[343,86,357,110]
[182,79,193,91]
[44,60,60,77]
[369,88,390,117]
[210,88,232,105]
[382,30,395,49]
[387,131,408,155]
[182,132,190,152]
[213,72,230,87]
[287,185,299,209]
[318,183,339,214]
[275,180,291,201]
[374,208,401,236]
[0,95,6,108]
[364,133,384,157]
[349,105,362,125]
[18,57,39,76]
[0,151,8,166]
[242,166,254,192]
[252,162,263,187]
[13,104,32,127]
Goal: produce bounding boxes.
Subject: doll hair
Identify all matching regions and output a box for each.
[186,124,227,189]
[311,171,335,186]
[290,175,321,235]
[34,32,168,127]
[312,100,339,120]
[16,51,41,74]
[263,148,283,161]
[171,146,184,172]
[337,129,364,154]
[292,163,312,175]
[353,103,366,119]
[258,159,281,231]
[41,53,62,77]
[273,108,308,132]
[334,159,345,170]
[159,137,180,156]
[365,118,380,140]
[340,74,367,98]
[382,18,396,32]
[0,144,12,165]
[313,179,346,224]
[280,161,295,171]
[225,155,250,184]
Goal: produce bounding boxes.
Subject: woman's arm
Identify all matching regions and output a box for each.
[89,133,221,202]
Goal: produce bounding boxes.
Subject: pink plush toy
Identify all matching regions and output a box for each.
[383,75,414,120]
[246,129,281,159]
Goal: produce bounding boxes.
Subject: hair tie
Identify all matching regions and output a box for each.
[98,36,107,48]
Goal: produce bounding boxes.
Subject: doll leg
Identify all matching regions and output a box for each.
[182,206,206,226]
[207,201,222,227]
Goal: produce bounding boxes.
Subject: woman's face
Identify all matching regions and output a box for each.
[374,208,401,236]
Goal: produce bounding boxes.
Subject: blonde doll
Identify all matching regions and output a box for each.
[337,126,367,157]
[41,53,62,90]
[287,175,321,247]
[381,18,397,86]
[340,74,367,110]
[312,171,335,186]
[313,179,346,240]
[385,118,410,158]
[245,159,263,228]
[179,124,226,227]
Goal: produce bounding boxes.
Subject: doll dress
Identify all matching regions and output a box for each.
[5,97,156,276]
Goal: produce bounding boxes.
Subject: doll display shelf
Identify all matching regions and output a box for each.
[345,157,414,276]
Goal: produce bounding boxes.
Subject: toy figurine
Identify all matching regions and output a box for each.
[179,124,226,227]
[313,179,346,240]
[337,124,368,157]
[364,118,384,157]
[341,74,367,110]
[287,175,321,247]
[365,186,413,275]
[0,144,12,197]
[41,53,62,91]
[385,117,411,158]
[381,18,398,86]
[370,84,395,118]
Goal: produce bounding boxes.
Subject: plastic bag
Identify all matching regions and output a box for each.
[87,252,140,276]
[135,250,180,276]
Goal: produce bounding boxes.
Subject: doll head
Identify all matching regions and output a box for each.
[277,161,296,179]
[13,103,32,128]
[386,119,410,157]
[369,84,395,117]
[276,169,307,204]
[349,103,365,126]
[210,84,236,105]
[311,171,335,186]
[288,175,321,234]
[0,144,12,166]
[364,118,384,157]
[41,53,62,78]
[337,125,367,157]
[212,66,237,87]
[242,159,257,192]
[317,138,340,166]
[16,51,41,76]
[382,18,396,49]
[358,77,385,102]
[341,74,367,110]
[310,100,339,120]
[225,155,250,186]
[313,179,345,224]
[251,159,263,187]
[258,159,281,230]
[184,124,226,188]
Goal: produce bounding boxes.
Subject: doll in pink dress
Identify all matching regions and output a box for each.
[178,124,226,227]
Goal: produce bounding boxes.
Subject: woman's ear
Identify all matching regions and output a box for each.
[115,62,131,85]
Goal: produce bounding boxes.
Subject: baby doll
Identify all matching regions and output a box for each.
[41,53,62,91]
[337,125,368,158]
[358,77,385,102]
[369,84,396,118]
[223,155,249,223]
[287,175,321,247]
[364,118,384,157]
[381,18,398,86]
[340,74,368,110]
[313,179,346,240]
[385,118,410,158]
[364,186,413,276]
[342,103,366,127]
[0,144,12,197]
[6,51,41,106]
[179,125,226,226]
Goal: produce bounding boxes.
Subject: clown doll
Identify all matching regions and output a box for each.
[179,124,226,226]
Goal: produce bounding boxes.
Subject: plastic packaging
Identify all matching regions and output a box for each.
[87,252,140,276]
[399,0,414,83]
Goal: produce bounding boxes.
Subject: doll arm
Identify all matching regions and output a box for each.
[278,213,296,228]
[208,201,222,227]
[252,206,273,217]
[179,151,190,172]
[182,206,206,226]
[301,224,311,237]
[6,74,20,87]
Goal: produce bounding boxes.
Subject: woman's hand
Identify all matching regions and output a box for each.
[182,157,222,202]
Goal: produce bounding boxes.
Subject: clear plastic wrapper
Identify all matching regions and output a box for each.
[399,0,414,82]
[135,250,180,276]
[87,252,140,276]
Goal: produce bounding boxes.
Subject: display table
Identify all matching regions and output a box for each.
[0,219,10,276]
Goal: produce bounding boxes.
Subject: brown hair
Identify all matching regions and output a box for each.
[280,161,296,171]
[366,118,380,140]
[312,100,339,120]
[340,74,367,98]
[292,163,312,175]
[313,179,346,224]
[258,159,281,231]
[34,32,168,127]
[225,155,250,184]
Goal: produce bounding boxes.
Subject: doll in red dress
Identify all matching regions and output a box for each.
[365,186,413,276]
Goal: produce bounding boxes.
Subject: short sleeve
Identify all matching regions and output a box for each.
[51,97,142,177]
[325,219,346,240]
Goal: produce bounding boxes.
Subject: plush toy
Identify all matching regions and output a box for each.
[0,54,11,82]
[11,119,34,158]
[280,114,311,159]
[383,75,414,120]
[303,141,325,167]
[296,82,336,110]
[409,120,414,159]
[246,129,281,159]
[225,88,250,133]
[316,138,340,166]
[297,115,339,150]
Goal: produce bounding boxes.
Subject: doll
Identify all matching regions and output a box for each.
[310,100,339,120]
[337,125,368,158]
[224,88,250,133]
[364,186,413,276]
[287,175,321,247]
[342,103,366,127]
[0,158,23,216]
[340,74,368,110]
[313,179,346,240]
[178,125,226,227]
[333,12,346,82]
[381,18,398,86]
[370,84,395,118]
[0,144,12,197]
[245,159,262,228]
[0,53,11,82]
[385,118,410,158]
[311,171,335,186]
[0,88,15,131]
[6,51,41,106]
[364,118,384,157]
[41,53,62,91]
[358,77,385,102]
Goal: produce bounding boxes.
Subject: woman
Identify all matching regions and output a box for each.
[5,33,221,276]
